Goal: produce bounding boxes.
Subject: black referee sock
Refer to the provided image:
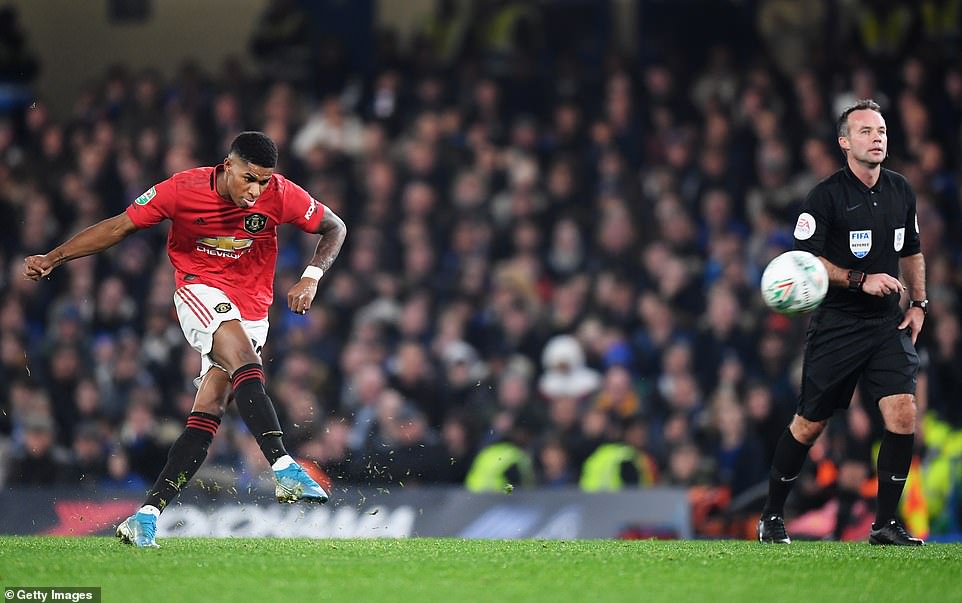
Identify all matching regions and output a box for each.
[231,363,288,465]
[761,428,812,517]
[875,430,914,527]
[144,411,221,511]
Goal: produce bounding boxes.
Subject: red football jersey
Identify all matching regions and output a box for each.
[125,166,325,320]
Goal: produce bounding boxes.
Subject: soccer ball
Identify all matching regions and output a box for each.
[760,250,829,315]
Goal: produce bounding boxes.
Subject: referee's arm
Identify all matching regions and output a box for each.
[898,253,926,343]
[900,253,925,301]
[815,256,904,297]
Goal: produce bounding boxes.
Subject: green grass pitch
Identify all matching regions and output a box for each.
[2,537,961,603]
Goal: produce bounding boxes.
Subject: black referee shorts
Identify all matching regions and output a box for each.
[797,309,920,421]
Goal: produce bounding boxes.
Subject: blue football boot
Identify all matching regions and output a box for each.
[117,511,160,548]
[274,463,329,504]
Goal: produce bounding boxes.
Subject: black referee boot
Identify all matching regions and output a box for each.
[869,519,924,546]
[758,514,791,544]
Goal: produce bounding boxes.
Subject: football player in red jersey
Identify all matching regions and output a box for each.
[24,132,347,547]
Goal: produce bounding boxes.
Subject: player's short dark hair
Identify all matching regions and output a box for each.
[837,99,883,137]
[229,131,278,168]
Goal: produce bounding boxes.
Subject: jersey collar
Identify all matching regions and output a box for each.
[842,164,883,193]
[210,164,225,191]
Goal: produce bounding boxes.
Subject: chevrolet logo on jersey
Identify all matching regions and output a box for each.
[196,236,254,252]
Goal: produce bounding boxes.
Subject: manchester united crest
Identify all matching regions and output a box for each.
[244,213,268,234]
[214,302,232,314]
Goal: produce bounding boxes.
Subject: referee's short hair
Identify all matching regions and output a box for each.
[837,99,883,137]
[229,131,278,168]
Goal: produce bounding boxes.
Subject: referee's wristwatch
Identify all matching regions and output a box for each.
[847,270,866,291]
[909,299,929,315]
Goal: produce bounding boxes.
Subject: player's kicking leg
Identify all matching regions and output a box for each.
[180,285,326,503]
[118,369,230,548]
[210,320,328,504]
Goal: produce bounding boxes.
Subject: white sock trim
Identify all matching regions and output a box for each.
[272,455,295,471]
[139,505,161,517]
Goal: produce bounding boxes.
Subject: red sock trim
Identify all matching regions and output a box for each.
[232,365,265,388]
[186,417,220,435]
[186,412,221,436]
[187,417,219,429]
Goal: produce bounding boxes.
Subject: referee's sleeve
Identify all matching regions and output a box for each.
[792,185,830,256]
[901,181,922,257]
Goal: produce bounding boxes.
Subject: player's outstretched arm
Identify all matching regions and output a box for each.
[287,208,347,314]
[23,212,139,280]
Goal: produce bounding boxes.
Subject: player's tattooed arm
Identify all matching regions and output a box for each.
[287,208,347,314]
[23,212,139,280]
[309,208,347,274]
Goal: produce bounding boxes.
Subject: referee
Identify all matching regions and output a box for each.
[757,100,927,546]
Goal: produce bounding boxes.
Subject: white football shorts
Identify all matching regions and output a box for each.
[173,283,269,386]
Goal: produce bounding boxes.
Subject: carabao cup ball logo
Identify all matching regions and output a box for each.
[760,250,829,315]
[764,278,796,311]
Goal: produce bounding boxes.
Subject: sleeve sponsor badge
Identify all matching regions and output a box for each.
[894,227,905,252]
[134,186,157,206]
[304,198,319,221]
[794,212,815,240]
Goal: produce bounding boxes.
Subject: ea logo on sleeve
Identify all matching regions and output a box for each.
[794,212,815,240]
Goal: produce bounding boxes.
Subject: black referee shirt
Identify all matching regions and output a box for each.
[792,166,921,318]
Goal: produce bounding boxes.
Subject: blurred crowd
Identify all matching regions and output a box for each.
[1,0,961,536]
